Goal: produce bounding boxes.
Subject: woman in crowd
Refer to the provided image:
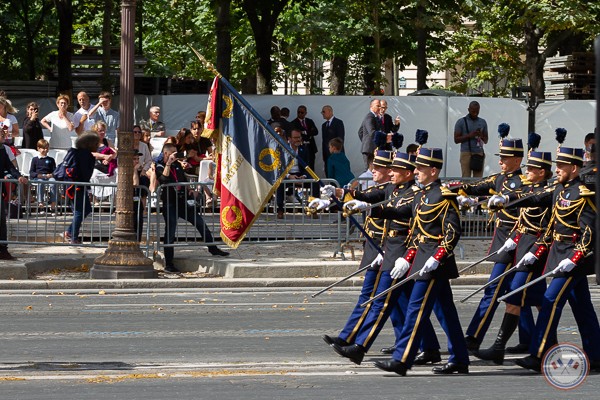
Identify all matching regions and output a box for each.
[0,96,20,154]
[22,102,44,149]
[41,95,76,149]
[90,121,117,205]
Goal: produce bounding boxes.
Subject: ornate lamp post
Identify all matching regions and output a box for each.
[91,0,155,278]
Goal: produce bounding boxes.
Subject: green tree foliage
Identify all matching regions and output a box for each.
[438,0,600,98]
[0,0,55,80]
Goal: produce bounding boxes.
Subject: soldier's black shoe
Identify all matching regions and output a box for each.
[465,336,480,354]
[505,343,529,354]
[332,344,365,365]
[413,350,442,365]
[515,355,541,372]
[374,360,408,376]
[475,345,505,365]
[322,335,348,347]
[380,346,396,355]
[432,363,469,374]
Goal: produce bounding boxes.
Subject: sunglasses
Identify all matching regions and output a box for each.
[133,130,142,133]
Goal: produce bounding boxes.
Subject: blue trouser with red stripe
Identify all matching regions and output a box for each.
[530,275,600,361]
[392,278,469,368]
[352,271,440,352]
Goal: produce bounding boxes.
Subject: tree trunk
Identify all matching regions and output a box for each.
[101,0,113,91]
[54,0,73,98]
[241,74,257,94]
[523,21,544,101]
[215,0,232,79]
[362,36,376,94]
[254,29,273,94]
[415,4,428,91]
[330,55,347,95]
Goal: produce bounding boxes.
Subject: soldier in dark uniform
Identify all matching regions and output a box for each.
[375,148,469,376]
[513,147,600,372]
[318,150,394,349]
[457,138,535,353]
[329,152,440,365]
[475,151,553,364]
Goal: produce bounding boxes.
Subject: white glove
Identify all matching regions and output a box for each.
[368,253,384,269]
[457,195,476,207]
[498,238,517,254]
[419,257,440,276]
[344,199,369,212]
[308,198,331,210]
[553,259,576,274]
[391,257,410,279]
[519,252,538,267]
[488,194,508,208]
[320,185,336,198]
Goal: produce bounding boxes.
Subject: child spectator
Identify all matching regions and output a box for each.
[327,137,355,187]
[29,139,58,213]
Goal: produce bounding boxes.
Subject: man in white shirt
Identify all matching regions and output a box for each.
[74,91,102,135]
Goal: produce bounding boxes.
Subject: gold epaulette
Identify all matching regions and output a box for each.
[579,185,595,197]
[441,186,458,197]
[520,175,532,185]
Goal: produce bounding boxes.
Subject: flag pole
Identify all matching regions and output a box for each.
[190,47,385,257]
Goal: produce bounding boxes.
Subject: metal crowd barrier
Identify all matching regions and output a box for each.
[0,175,494,260]
[0,178,152,256]
[153,178,345,255]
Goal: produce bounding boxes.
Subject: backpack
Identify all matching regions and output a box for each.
[53,148,77,181]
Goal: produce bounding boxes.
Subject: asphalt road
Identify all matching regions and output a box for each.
[0,286,598,399]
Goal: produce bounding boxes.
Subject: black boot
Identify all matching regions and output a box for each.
[476,313,519,365]
[332,343,365,365]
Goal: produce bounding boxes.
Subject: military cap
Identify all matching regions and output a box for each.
[554,147,584,167]
[373,150,393,167]
[526,151,552,170]
[495,138,524,157]
[391,151,416,170]
[415,148,443,169]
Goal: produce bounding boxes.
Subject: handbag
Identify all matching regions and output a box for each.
[464,117,484,172]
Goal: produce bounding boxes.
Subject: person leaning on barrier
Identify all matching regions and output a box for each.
[502,147,600,373]
[156,143,229,273]
[329,152,441,366]
[316,149,394,351]
[0,143,28,260]
[374,148,469,376]
[458,138,532,354]
[474,151,553,364]
[61,132,99,245]
[276,128,310,220]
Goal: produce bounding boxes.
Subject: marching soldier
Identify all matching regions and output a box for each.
[457,138,535,353]
[330,152,441,365]
[508,147,600,372]
[375,148,469,376]
[475,151,553,364]
[316,150,394,349]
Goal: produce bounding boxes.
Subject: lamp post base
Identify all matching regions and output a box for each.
[91,239,156,279]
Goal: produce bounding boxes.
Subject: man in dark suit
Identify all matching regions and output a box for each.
[321,105,345,177]
[291,105,319,171]
[276,129,310,219]
[358,99,382,169]
[380,100,401,134]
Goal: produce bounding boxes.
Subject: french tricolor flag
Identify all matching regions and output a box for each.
[206,77,294,248]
